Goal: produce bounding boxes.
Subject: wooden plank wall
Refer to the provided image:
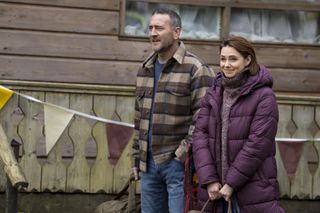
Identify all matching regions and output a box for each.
[0,0,319,198]
[0,0,319,91]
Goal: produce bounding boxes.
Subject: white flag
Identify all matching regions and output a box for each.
[44,104,74,155]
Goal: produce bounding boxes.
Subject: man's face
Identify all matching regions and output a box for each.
[148,13,180,53]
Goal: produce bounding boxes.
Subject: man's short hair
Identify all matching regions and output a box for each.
[152,8,181,28]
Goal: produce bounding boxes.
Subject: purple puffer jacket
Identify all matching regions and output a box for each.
[192,65,285,213]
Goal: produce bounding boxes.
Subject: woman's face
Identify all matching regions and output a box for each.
[220,46,251,78]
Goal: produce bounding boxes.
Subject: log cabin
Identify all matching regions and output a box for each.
[0,0,319,212]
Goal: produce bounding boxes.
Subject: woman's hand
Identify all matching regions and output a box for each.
[219,184,234,201]
[207,182,222,200]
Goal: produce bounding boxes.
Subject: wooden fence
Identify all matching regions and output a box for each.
[0,86,320,200]
[0,86,135,194]
[276,96,320,199]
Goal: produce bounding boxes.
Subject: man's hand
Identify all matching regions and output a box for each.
[207,182,222,200]
[132,167,140,181]
[219,184,234,201]
[174,156,182,162]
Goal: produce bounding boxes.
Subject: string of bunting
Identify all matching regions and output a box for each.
[1,85,320,171]
[0,85,134,166]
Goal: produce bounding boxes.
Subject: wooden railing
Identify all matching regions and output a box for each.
[0,83,319,199]
[0,83,135,193]
[276,96,320,199]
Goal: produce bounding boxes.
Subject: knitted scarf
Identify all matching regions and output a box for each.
[220,70,248,184]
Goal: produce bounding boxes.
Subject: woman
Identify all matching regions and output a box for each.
[192,36,285,213]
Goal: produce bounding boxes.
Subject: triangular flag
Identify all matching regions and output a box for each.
[0,86,14,110]
[106,123,134,166]
[44,104,74,155]
[277,140,305,182]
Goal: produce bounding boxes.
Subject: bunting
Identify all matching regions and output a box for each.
[1,85,317,170]
[0,86,14,110]
[0,85,134,161]
[106,123,134,166]
[277,139,306,182]
[44,104,74,155]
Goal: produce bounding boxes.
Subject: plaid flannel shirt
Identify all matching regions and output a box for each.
[132,42,214,172]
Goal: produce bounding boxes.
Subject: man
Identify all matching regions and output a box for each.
[131,8,214,213]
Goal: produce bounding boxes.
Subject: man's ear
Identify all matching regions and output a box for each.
[173,27,181,40]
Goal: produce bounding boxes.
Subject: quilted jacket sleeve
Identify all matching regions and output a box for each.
[192,91,220,188]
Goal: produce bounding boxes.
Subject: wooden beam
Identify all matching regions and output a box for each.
[0,0,120,10]
[0,124,28,189]
[231,0,320,12]
[0,80,136,96]
[1,29,319,68]
[0,3,119,35]
[270,68,320,92]
[0,55,139,86]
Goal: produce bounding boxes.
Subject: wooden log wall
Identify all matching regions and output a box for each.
[0,0,319,198]
[0,0,319,92]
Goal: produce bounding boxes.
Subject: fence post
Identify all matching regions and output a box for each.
[0,124,28,213]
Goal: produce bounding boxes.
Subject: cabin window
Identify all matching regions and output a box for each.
[124,1,221,40]
[230,8,320,44]
[123,0,320,45]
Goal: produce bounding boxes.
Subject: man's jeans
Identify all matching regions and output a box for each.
[140,156,185,213]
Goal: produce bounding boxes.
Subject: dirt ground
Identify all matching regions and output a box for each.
[1,193,320,213]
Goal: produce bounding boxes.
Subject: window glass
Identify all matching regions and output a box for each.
[240,0,320,3]
[125,1,221,40]
[230,8,320,44]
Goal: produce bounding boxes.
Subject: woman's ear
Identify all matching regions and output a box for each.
[245,55,252,66]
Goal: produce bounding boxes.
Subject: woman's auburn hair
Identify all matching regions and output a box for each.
[220,36,259,75]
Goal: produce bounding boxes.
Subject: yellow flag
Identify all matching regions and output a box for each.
[0,86,13,110]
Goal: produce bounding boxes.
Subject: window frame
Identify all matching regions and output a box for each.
[120,0,320,46]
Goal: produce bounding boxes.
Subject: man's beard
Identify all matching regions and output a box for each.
[153,39,174,53]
